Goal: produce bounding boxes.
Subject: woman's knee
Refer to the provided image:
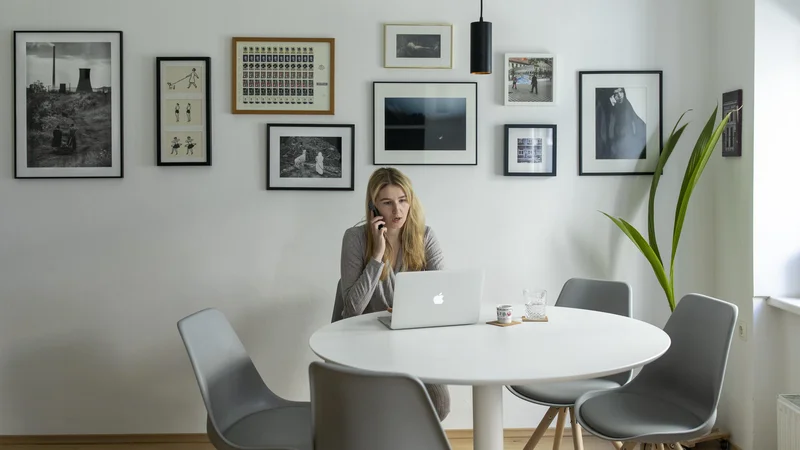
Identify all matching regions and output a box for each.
[425,383,451,421]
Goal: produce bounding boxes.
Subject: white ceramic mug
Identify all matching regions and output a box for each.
[496,304,513,324]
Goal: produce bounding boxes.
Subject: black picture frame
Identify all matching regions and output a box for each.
[266,123,355,191]
[155,56,212,166]
[721,89,743,157]
[503,124,557,176]
[373,81,478,165]
[13,30,124,179]
[578,70,663,176]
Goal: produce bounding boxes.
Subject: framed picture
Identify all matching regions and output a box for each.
[383,23,453,69]
[504,124,557,176]
[721,89,743,157]
[504,53,556,105]
[373,81,478,165]
[231,37,334,115]
[266,123,354,191]
[156,57,211,166]
[578,70,663,175]
[13,30,123,178]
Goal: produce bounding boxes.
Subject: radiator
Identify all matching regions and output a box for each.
[779,394,800,450]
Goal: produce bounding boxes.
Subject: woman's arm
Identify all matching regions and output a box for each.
[424,226,445,270]
[340,227,383,318]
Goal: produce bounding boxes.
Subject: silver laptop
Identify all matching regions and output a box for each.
[378,269,485,330]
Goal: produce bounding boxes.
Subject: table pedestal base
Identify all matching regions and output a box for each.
[473,385,504,450]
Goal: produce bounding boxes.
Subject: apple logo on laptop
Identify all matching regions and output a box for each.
[433,292,444,304]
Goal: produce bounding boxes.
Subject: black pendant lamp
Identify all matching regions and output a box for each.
[470,0,492,74]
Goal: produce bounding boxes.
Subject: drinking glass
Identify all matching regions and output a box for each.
[523,289,547,319]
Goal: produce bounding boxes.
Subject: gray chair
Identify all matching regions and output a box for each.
[177,308,312,450]
[505,277,633,450]
[331,280,344,323]
[308,361,452,450]
[573,293,738,450]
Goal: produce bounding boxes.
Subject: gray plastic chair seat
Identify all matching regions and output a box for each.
[509,378,622,406]
[577,391,708,442]
[217,406,312,450]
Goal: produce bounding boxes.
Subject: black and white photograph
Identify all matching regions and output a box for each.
[384,24,453,69]
[267,124,354,190]
[373,82,477,165]
[14,30,123,178]
[504,124,557,176]
[156,57,211,166]
[504,53,556,105]
[721,89,743,157]
[579,71,662,175]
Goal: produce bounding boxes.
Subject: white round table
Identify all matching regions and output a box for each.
[309,305,670,450]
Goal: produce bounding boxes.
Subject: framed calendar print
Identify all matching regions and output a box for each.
[231,37,334,115]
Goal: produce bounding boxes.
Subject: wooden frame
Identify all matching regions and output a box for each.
[578,70,663,176]
[13,30,123,178]
[155,56,211,166]
[266,123,355,191]
[231,37,334,115]
[383,23,453,69]
[503,124,557,176]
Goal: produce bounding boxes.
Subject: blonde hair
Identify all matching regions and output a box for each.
[364,168,426,280]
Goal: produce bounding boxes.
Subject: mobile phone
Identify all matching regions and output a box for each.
[369,202,384,230]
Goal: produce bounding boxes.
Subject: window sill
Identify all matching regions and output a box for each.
[767,296,800,317]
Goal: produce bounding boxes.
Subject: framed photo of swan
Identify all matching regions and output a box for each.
[266,123,355,191]
[156,56,211,166]
[578,70,663,175]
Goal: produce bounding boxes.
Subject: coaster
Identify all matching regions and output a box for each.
[522,316,549,322]
[486,320,522,327]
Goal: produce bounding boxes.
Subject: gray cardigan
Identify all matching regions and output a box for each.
[339,224,444,319]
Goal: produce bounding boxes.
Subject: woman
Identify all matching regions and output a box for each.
[338,167,450,421]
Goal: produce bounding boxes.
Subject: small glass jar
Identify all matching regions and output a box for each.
[523,289,547,319]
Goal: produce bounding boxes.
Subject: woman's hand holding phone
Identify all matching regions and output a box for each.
[370,205,386,262]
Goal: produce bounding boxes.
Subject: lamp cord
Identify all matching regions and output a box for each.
[480,0,483,20]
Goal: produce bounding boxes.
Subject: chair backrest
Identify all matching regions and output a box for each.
[309,361,452,450]
[331,279,344,323]
[177,308,285,434]
[555,277,633,385]
[627,293,738,421]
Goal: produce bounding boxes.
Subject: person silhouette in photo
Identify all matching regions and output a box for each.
[315,151,324,175]
[595,87,647,160]
[187,68,199,88]
[530,73,538,95]
[186,103,192,122]
[512,75,517,90]
[185,136,195,155]
[67,124,77,151]
[170,136,181,155]
[175,103,180,122]
[51,125,63,150]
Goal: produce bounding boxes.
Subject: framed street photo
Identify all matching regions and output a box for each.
[266,123,354,191]
[384,23,453,69]
[721,89,743,157]
[504,124,556,176]
[578,70,663,175]
[504,53,556,105]
[373,81,477,165]
[156,57,211,166]
[232,37,334,115]
[13,30,123,178]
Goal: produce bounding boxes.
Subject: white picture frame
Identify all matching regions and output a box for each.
[384,24,453,69]
[504,53,556,106]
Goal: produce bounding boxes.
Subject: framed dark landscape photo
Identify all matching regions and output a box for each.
[384,23,453,69]
[14,30,123,178]
[373,81,477,165]
[578,70,663,175]
[231,37,334,115]
[504,124,557,176]
[156,57,211,166]
[504,53,556,106]
[721,89,743,157]
[266,123,354,190]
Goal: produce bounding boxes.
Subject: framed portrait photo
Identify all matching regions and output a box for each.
[504,53,556,106]
[721,89,743,157]
[504,124,556,176]
[373,81,477,165]
[156,57,211,166]
[384,23,453,69]
[13,30,123,178]
[231,37,334,115]
[266,123,354,191]
[578,70,663,175]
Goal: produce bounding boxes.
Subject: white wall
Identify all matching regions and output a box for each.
[0,0,717,435]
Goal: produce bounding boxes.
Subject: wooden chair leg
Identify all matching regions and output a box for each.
[611,441,624,450]
[522,406,559,450]
[568,406,584,450]
[657,444,666,450]
[620,442,639,450]
[552,407,567,450]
